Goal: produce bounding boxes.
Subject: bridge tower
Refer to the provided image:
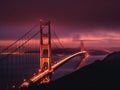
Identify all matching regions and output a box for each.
[39,20,52,83]
[80,40,85,52]
[39,19,51,72]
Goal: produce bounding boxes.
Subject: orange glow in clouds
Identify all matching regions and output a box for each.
[0,34,120,49]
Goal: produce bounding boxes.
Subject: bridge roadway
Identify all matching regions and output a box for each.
[20,51,87,87]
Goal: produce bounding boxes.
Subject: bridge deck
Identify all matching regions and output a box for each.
[20,51,86,87]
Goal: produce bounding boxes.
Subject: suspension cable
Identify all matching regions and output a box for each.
[52,30,64,49]
[0,24,39,54]
[51,39,59,49]
[0,30,40,61]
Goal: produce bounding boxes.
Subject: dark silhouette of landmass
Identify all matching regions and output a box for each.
[13,51,120,90]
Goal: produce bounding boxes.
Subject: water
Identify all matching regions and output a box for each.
[0,53,106,90]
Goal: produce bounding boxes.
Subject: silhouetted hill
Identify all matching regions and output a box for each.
[19,51,120,90]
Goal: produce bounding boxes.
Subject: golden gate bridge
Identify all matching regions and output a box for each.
[0,20,89,90]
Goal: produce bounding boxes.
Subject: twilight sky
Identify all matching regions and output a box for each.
[0,0,120,48]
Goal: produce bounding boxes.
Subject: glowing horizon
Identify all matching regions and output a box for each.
[0,34,120,49]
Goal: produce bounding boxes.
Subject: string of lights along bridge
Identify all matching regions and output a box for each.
[0,19,88,89]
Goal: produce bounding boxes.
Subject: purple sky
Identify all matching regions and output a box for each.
[0,0,120,48]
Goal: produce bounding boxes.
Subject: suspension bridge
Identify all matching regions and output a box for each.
[0,20,88,89]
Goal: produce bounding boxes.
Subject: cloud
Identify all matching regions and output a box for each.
[0,0,120,48]
[0,0,120,27]
[71,30,120,43]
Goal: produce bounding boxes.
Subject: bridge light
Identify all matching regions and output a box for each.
[21,81,29,87]
[12,85,16,88]
[23,79,26,81]
[38,69,42,72]
[52,71,55,74]
[33,73,36,76]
